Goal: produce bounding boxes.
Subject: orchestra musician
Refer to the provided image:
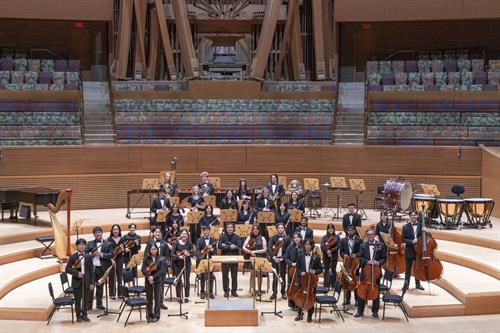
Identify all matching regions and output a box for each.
[275,202,290,228]
[266,173,284,204]
[66,238,94,322]
[122,223,141,280]
[165,218,183,251]
[198,171,215,196]
[284,232,303,310]
[294,239,323,322]
[150,185,171,226]
[197,204,218,244]
[236,179,252,201]
[295,216,314,242]
[402,211,425,290]
[195,225,216,299]
[287,191,305,212]
[255,187,275,211]
[161,171,177,197]
[187,185,205,211]
[268,223,290,300]
[220,189,238,210]
[342,203,362,234]
[141,243,165,323]
[242,224,268,296]
[375,210,391,245]
[320,223,341,284]
[107,224,124,299]
[171,230,194,303]
[145,226,170,310]
[218,223,242,297]
[165,203,184,236]
[85,226,113,311]
[339,226,361,305]
[354,229,386,318]
[237,199,254,224]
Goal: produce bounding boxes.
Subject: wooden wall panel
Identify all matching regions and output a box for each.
[481,146,500,218]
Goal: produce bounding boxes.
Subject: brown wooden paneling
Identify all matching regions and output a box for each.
[481,146,500,218]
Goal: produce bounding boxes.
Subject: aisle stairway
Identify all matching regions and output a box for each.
[333,82,366,145]
[82,81,115,144]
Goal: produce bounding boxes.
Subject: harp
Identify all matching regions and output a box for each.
[47,189,73,260]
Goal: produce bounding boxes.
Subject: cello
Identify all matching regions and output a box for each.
[293,254,319,311]
[356,242,383,301]
[341,239,360,291]
[412,210,443,281]
[287,265,299,299]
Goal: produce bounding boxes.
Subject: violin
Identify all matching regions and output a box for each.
[200,243,214,257]
[245,238,256,251]
[146,261,157,274]
[293,253,318,310]
[413,211,443,281]
[124,239,137,249]
[176,249,190,257]
[356,242,383,301]
[167,236,178,246]
[112,244,125,260]
[73,256,83,270]
[341,254,359,291]
[272,239,283,256]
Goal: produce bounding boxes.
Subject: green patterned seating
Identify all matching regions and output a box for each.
[488,60,500,71]
[461,71,473,86]
[417,60,431,73]
[41,59,55,72]
[14,58,27,71]
[65,72,79,85]
[29,59,40,72]
[434,72,447,85]
[394,72,408,85]
[24,71,38,84]
[431,60,443,73]
[379,61,391,74]
[408,73,421,86]
[366,61,378,75]
[51,72,65,85]
[367,73,381,85]
[458,59,471,72]
[0,71,9,85]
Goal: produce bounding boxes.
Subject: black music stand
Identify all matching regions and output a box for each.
[97,265,120,318]
[261,265,283,318]
[168,262,188,319]
[306,191,321,219]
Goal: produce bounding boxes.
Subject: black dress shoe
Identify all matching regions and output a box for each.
[200,292,206,300]
[372,312,379,318]
[294,313,303,321]
[151,316,159,323]
[210,294,215,299]
[354,312,363,318]
[224,291,229,297]
[416,284,425,291]
[81,315,90,322]
[76,318,82,323]
[307,316,312,323]
[231,291,238,297]
[270,293,276,300]
[96,305,105,311]
[161,303,168,310]
[342,300,351,305]
[110,296,116,300]
[281,294,287,300]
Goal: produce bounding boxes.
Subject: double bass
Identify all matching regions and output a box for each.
[383,225,406,274]
[412,210,443,281]
[341,238,360,291]
[356,242,383,301]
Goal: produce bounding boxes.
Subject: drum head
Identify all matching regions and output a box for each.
[399,182,413,211]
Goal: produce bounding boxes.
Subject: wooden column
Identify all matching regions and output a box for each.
[290,2,305,80]
[250,0,281,80]
[274,0,298,80]
[311,0,326,80]
[155,0,177,80]
[147,7,159,80]
[171,0,199,78]
[133,0,148,79]
[322,0,334,80]
[113,0,133,79]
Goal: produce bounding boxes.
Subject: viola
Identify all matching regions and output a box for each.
[146,261,157,274]
[413,211,443,281]
[73,256,83,270]
[176,248,190,257]
[357,243,383,301]
[246,238,256,251]
[341,255,359,291]
[272,239,283,256]
[124,239,137,249]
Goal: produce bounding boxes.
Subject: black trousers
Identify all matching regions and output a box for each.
[297,307,314,319]
[200,271,215,294]
[271,259,287,295]
[222,263,238,292]
[109,258,123,297]
[173,259,191,298]
[405,257,421,286]
[88,266,104,308]
[323,256,338,286]
[73,282,90,318]
[145,279,163,318]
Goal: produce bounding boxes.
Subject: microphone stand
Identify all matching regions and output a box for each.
[168,258,188,319]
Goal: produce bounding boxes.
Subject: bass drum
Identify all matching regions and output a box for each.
[383,179,413,212]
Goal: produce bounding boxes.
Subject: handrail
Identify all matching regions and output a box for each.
[382,50,415,61]
[30,48,63,59]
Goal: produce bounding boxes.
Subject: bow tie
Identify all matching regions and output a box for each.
[305,253,311,257]
[78,253,84,257]
[412,223,418,226]
[369,243,375,246]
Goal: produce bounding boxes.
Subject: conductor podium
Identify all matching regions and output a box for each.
[204,255,258,327]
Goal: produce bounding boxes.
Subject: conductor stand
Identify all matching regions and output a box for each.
[169,262,188,319]
[97,265,120,318]
[349,179,368,220]
[303,178,321,219]
[330,177,348,220]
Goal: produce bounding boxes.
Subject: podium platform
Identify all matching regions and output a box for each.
[204,299,258,327]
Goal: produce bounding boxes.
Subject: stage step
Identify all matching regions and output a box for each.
[334,82,366,145]
[82,81,115,145]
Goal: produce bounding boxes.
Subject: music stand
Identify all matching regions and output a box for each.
[257,211,275,224]
[237,200,244,210]
[303,178,321,219]
[235,225,252,239]
[97,265,120,317]
[168,263,189,319]
[195,259,215,306]
[356,225,374,242]
[267,225,277,239]
[380,232,398,251]
[169,197,180,206]
[208,177,221,190]
[250,257,272,304]
[187,211,204,239]
[286,209,303,233]
[209,227,221,240]
[70,219,84,239]
[220,209,237,224]
[204,195,216,207]
[157,209,168,223]
[349,179,368,219]
[330,177,348,220]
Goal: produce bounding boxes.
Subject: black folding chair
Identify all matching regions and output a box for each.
[116,285,149,327]
[382,285,409,321]
[60,272,74,296]
[314,280,344,322]
[379,270,394,296]
[120,269,146,311]
[47,282,74,325]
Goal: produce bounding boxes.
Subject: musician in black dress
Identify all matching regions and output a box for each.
[171,230,194,302]
[236,179,252,201]
[287,191,305,212]
[354,229,386,318]
[294,239,323,322]
[107,224,124,299]
[198,171,215,196]
[284,232,303,310]
[85,226,113,311]
[195,226,216,299]
[375,210,391,245]
[342,203,362,234]
[220,189,238,210]
[198,204,219,240]
[243,224,268,296]
[320,223,341,285]
[141,243,165,322]
[150,185,171,226]
[275,202,291,235]
[339,226,361,305]
[187,185,205,211]
[218,223,242,297]
[166,203,184,234]
[402,210,425,290]
[66,238,94,322]
[268,223,290,300]
[255,187,275,211]
[266,173,284,203]
[122,223,141,279]
[237,199,254,224]
[295,216,314,242]
[145,226,170,310]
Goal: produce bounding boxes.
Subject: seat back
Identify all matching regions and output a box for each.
[119,285,130,301]
[382,269,394,290]
[333,280,342,299]
[48,282,56,302]
[122,269,134,285]
[60,272,69,289]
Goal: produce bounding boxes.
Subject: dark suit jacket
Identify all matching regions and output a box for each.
[266,183,284,199]
[150,196,171,222]
[267,234,291,259]
[66,252,94,288]
[195,236,217,262]
[144,239,169,260]
[358,241,386,280]
[284,244,303,266]
[85,239,113,269]
[295,226,314,241]
[295,252,323,283]
[220,198,238,210]
[256,198,275,211]
[218,233,242,256]
[342,213,362,233]
[402,221,423,260]
[339,237,361,258]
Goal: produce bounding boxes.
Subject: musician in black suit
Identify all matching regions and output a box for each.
[266,173,284,203]
[220,189,238,210]
[268,223,290,300]
[354,229,387,318]
[141,243,166,323]
[342,203,362,234]
[195,226,216,299]
[339,226,362,305]
[145,226,169,310]
[198,171,215,196]
[171,230,194,302]
[402,210,425,290]
[294,239,323,323]
[237,199,254,224]
[284,232,303,310]
[320,223,341,284]
[107,224,124,299]
[255,187,275,211]
[85,226,113,311]
[150,186,171,226]
[66,239,94,322]
[295,216,313,241]
[375,210,392,245]
[122,223,141,279]
[218,223,242,297]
